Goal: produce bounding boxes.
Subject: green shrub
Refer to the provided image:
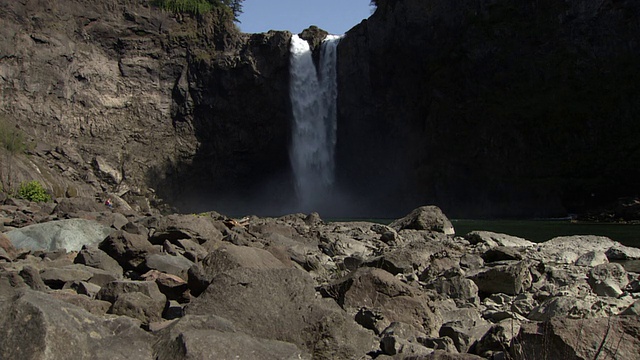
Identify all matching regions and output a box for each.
[153,0,213,15]
[18,181,51,203]
[153,0,243,19]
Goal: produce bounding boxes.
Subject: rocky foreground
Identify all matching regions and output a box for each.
[1,196,639,360]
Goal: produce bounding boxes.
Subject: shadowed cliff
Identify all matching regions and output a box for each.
[336,0,640,218]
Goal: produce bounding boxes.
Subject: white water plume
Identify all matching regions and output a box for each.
[289,34,342,212]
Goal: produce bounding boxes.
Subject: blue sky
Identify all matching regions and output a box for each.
[237,0,375,35]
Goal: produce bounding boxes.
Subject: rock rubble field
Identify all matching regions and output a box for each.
[1,197,639,359]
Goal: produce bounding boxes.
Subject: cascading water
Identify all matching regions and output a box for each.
[289,34,341,212]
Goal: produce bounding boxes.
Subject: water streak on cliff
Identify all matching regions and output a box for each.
[289,34,341,212]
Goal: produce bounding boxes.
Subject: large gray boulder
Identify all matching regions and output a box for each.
[154,315,309,360]
[99,230,158,271]
[467,261,533,296]
[465,231,536,248]
[587,262,629,297]
[0,289,154,359]
[536,235,640,264]
[512,316,640,360]
[5,219,112,251]
[321,267,442,337]
[186,267,377,358]
[389,206,455,235]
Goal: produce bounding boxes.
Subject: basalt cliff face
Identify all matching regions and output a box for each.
[337,0,640,218]
[2,0,639,219]
[0,0,293,214]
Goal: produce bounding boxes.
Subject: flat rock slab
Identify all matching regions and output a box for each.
[5,219,112,252]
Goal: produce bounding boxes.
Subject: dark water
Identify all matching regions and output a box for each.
[451,219,640,248]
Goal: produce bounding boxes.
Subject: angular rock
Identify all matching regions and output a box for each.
[588,262,629,297]
[39,265,93,289]
[512,316,640,360]
[154,314,310,359]
[144,253,194,280]
[5,219,112,252]
[148,214,224,244]
[141,270,190,303]
[0,233,17,260]
[575,251,609,267]
[527,296,593,321]
[321,267,441,337]
[186,267,377,358]
[620,299,640,315]
[200,243,288,281]
[18,265,47,291]
[426,276,479,306]
[99,230,158,271]
[49,290,111,315]
[482,246,522,263]
[537,236,636,264]
[389,206,455,235]
[473,319,521,358]
[465,231,535,248]
[0,289,154,359]
[110,291,165,323]
[74,244,124,276]
[53,197,107,216]
[468,261,533,296]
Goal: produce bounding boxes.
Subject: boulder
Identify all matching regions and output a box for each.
[49,290,111,315]
[0,233,17,260]
[468,261,533,296]
[39,265,93,289]
[481,246,523,263]
[512,316,640,360]
[148,214,224,245]
[366,236,449,276]
[53,197,106,216]
[575,251,609,267]
[18,265,47,291]
[154,314,310,360]
[473,319,521,358]
[620,300,640,315]
[537,236,637,264]
[96,279,166,306]
[199,243,288,281]
[144,253,194,280]
[587,262,629,297]
[74,244,124,276]
[465,231,535,248]
[0,289,154,359]
[527,296,593,321]
[5,219,112,251]
[426,276,479,306]
[320,267,441,337]
[110,291,166,323]
[186,267,377,358]
[99,230,158,271]
[389,206,455,235]
[141,270,190,303]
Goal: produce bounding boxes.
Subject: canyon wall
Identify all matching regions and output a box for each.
[337,0,640,218]
[0,0,293,214]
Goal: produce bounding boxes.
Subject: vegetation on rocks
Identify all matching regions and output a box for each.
[18,181,51,203]
[152,0,243,19]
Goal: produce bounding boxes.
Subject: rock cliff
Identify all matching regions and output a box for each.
[337,0,640,218]
[0,0,293,214]
[1,0,639,219]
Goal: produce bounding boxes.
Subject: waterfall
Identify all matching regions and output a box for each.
[289,34,341,212]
